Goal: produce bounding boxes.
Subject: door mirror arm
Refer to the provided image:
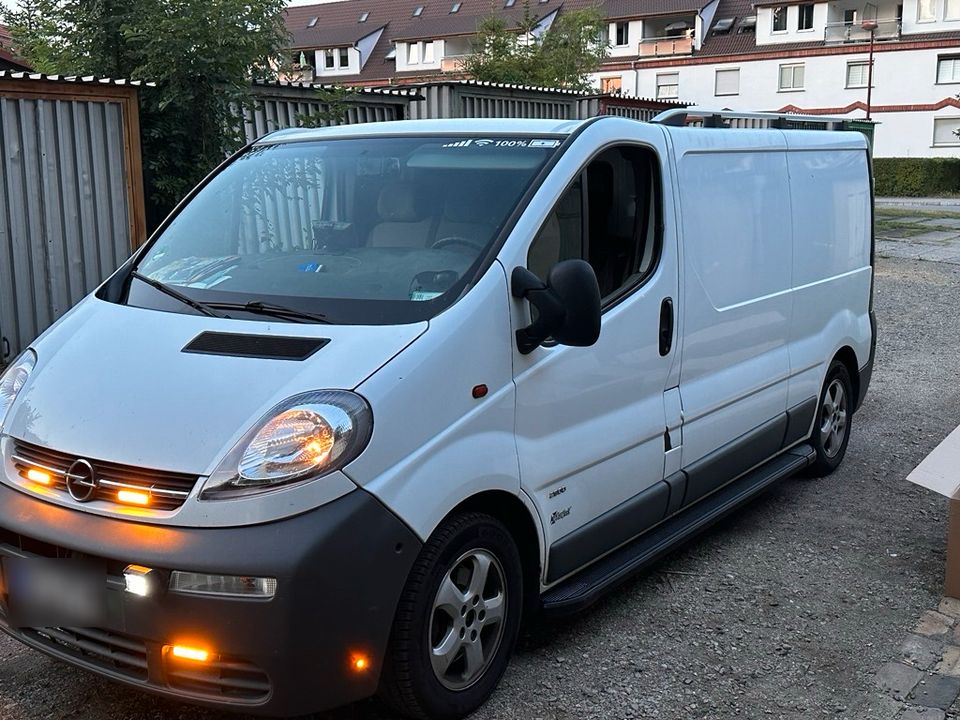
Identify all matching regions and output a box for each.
[511,267,566,354]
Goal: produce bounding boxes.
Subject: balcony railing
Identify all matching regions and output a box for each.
[637,34,695,58]
[824,18,901,43]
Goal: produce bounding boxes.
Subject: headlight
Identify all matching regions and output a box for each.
[0,350,37,433]
[199,390,372,500]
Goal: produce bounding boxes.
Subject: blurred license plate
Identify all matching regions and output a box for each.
[2,557,107,628]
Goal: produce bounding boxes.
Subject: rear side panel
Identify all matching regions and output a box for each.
[782,132,873,409]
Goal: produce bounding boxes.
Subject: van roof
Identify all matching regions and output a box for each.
[255,118,589,144]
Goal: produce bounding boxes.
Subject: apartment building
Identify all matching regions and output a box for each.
[284,0,960,156]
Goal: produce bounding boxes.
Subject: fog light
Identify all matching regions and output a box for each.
[169,571,277,598]
[123,564,155,597]
[26,468,52,485]
[169,645,210,663]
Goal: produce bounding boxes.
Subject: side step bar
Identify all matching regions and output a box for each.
[541,444,816,616]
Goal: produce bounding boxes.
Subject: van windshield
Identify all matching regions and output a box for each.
[132,136,561,324]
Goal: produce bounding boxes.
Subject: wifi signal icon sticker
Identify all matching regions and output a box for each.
[473,139,494,147]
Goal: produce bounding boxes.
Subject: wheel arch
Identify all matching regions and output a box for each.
[446,490,544,620]
[831,345,862,411]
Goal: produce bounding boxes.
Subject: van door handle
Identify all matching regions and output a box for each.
[659,298,674,357]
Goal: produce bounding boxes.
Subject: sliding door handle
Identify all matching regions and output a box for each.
[659,298,674,357]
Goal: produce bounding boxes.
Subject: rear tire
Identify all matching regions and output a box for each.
[379,513,523,720]
[806,359,853,477]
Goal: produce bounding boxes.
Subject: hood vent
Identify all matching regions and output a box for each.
[182,332,329,360]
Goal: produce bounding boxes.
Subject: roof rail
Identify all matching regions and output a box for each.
[651,108,871,131]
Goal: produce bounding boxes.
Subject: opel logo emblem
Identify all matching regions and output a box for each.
[65,458,98,502]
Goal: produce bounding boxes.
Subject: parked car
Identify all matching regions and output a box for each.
[0,113,874,719]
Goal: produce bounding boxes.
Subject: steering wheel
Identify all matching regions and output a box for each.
[431,236,485,252]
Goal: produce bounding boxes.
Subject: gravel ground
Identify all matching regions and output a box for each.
[2,256,960,720]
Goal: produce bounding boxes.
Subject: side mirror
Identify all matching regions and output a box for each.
[511,260,601,355]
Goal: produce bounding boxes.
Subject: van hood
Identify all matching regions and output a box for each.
[5,297,427,475]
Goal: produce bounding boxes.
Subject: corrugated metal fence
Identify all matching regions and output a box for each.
[245,80,688,138]
[0,73,146,361]
[243,81,419,142]
[406,81,582,120]
[403,81,687,121]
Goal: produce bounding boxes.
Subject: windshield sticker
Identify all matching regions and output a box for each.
[441,138,560,150]
[530,139,562,148]
[410,290,444,302]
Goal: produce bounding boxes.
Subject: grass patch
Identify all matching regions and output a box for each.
[875,221,930,239]
[876,207,960,220]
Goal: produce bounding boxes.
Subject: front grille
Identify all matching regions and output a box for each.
[166,653,272,701]
[10,440,198,511]
[26,626,149,681]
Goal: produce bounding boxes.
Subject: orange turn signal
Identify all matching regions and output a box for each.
[117,489,150,506]
[170,645,210,663]
[350,653,371,672]
[26,468,52,485]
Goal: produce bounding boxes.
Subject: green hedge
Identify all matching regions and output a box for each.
[874,157,960,197]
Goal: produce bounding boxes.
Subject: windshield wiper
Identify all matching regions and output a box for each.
[205,301,331,324]
[130,271,225,318]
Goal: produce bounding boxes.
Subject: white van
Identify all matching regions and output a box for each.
[0,111,874,719]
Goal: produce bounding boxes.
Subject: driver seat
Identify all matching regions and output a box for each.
[369,184,433,248]
[435,194,496,247]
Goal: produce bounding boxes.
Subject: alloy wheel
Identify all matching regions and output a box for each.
[428,549,507,691]
[820,377,848,458]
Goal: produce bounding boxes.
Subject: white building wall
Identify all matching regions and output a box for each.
[595,45,960,156]
[395,39,445,72]
[608,20,644,57]
[312,46,361,77]
[756,3,831,45]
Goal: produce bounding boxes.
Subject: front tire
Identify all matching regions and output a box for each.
[380,513,523,720]
[807,360,853,477]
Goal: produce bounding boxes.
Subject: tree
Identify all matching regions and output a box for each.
[3,0,69,73]
[461,1,608,91]
[3,0,289,225]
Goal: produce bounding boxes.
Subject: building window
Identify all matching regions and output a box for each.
[798,3,815,30]
[933,117,960,146]
[324,49,335,69]
[614,21,630,46]
[715,68,740,95]
[413,5,424,17]
[947,0,960,20]
[656,72,679,99]
[779,62,805,90]
[772,6,788,31]
[938,55,960,83]
[338,47,350,67]
[422,41,435,63]
[601,76,623,93]
[407,43,420,64]
[451,2,462,12]
[846,61,870,88]
[843,8,858,24]
[918,0,936,21]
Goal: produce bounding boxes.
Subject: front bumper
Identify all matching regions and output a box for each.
[0,483,420,716]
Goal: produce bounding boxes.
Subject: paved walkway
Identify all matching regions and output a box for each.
[878,198,960,211]
[857,599,960,719]
[876,206,960,265]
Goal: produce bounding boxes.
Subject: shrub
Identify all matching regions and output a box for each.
[873,157,960,197]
